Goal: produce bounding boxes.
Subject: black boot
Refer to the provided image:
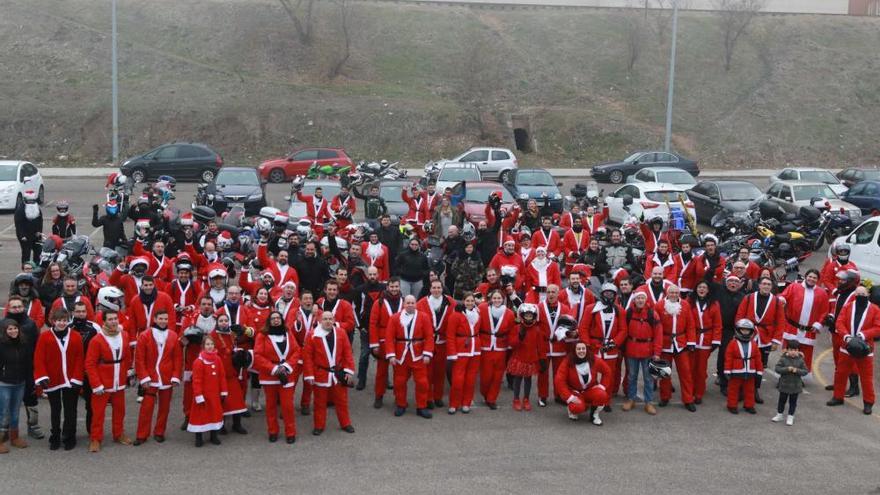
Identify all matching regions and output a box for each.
[864,403,873,415]
[195,433,204,447]
[62,436,76,451]
[232,414,248,435]
[180,416,189,431]
[845,375,860,398]
[49,433,61,451]
[754,390,764,404]
[209,430,221,445]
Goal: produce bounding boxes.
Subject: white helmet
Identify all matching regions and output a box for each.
[255,217,272,235]
[97,286,125,311]
[380,159,389,166]
[296,218,312,239]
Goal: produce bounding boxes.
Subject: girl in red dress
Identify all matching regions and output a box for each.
[507,303,545,412]
[188,336,227,447]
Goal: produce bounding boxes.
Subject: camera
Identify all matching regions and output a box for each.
[500,274,515,286]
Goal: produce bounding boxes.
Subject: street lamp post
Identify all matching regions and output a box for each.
[663,0,679,153]
[111,0,119,163]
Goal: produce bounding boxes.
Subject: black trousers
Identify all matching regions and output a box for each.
[18,237,40,264]
[80,378,93,433]
[47,387,79,440]
[716,335,732,388]
[356,328,371,385]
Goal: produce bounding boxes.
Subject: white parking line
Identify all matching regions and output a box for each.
[88,225,101,239]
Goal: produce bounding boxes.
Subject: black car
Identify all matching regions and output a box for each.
[686,180,762,223]
[591,151,699,184]
[120,142,223,183]
[206,167,267,216]
[836,167,880,188]
[503,168,563,215]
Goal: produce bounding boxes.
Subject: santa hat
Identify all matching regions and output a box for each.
[503,236,516,246]
[208,263,227,279]
[535,246,547,254]
[261,270,276,281]
[217,231,233,244]
[105,199,118,208]
[281,280,297,289]
[180,212,193,227]
[129,257,149,269]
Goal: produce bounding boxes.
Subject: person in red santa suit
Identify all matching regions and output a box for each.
[209,313,251,434]
[187,336,226,447]
[524,247,562,301]
[555,341,612,425]
[819,243,857,292]
[827,285,879,414]
[33,308,84,451]
[302,311,356,436]
[84,310,133,452]
[417,280,456,409]
[50,276,96,321]
[274,281,300,330]
[362,232,391,281]
[489,237,526,292]
[247,287,274,333]
[508,303,546,411]
[369,278,402,408]
[384,294,434,418]
[562,216,591,275]
[825,269,860,396]
[560,271,596,328]
[636,266,674,307]
[131,238,174,284]
[293,291,321,414]
[446,292,481,414]
[780,269,830,373]
[517,230,536,270]
[479,290,516,409]
[640,216,673,255]
[129,275,176,337]
[134,310,182,445]
[402,182,431,228]
[581,204,607,235]
[296,185,332,225]
[558,203,584,230]
[644,239,677,282]
[579,283,626,408]
[257,239,299,288]
[533,284,572,407]
[655,285,698,412]
[170,259,203,331]
[694,236,726,284]
[109,257,150,305]
[316,280,356,339]
[689,281,722,404]
[178,296,216,430]
[253,311,301,444]
[239,268,280,300]
[330,184,357,231]
[531,217,563,259]
[214,285,255,400]
[735,276,784,404]
[724,319,764,414]
[672,236,700,296]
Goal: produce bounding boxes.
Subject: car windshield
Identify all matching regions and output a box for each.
[379,185,404,203]
[720,183,761,201]
[0,165,17,181]
[216,170,259,186]
[800,171,839,184]
[465,186,513,203]
[656,171,695,184]
[439,168,480,181]
[623,152,642,163]
[516,172,555,187]
[301,184,341,197]
[645,190,685,202]
[792,185,837,201]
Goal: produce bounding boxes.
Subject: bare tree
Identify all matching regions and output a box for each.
[278,0,314,45]
[714,0,766,71]
[453,30,507,139]
[623,1,645,70]
[326,0,353,79]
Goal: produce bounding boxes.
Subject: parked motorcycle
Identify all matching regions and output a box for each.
[351,160,407,187]
[193,182,213,209]
[306,161,351,179]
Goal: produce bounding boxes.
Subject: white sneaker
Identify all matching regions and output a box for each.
[592,411,603,426]
[250,389,263,412]
[461,406,471,414]
[568,411,579,421]
[786,415,795,426]
[771,413,785,422]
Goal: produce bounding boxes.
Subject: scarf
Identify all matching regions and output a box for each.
[199,350,218,364]
[139,289,157,306]
[268,324,286,336]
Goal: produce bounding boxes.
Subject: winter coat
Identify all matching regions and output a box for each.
[91,207,128,249]
[396,248,430,283]
[774,352,808,394]
[0,333,30,384]
[14,202,42,241]
[452,254,484,297]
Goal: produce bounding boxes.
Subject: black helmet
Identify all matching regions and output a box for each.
[649,359,672,379]
[734,318,756,342]
[14,273,35,287]
[846,335,871,358]
[649,216,664,227]
[231,349,253,370]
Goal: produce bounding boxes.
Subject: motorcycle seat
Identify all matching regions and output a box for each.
[773,233,792,243]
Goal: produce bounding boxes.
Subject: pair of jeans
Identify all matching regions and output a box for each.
[0,381,26,431]
[399,279,423,299]
[626,357,653,404]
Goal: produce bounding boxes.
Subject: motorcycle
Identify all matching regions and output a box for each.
[193,182,213,209]
[306,161,351,179]
[351,160,407,187]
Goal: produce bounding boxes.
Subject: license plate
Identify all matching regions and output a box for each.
[230,202,244,209]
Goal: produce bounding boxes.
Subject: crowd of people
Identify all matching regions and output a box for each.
[0,177,876,455]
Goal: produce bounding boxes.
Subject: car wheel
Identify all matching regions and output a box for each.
[498,169,510,183]
[15,193,22,210]
[131,168,146,183]
[268,168,286,183]
[37,186,44,205]
[609,170,625,184]
[200,169,216,183]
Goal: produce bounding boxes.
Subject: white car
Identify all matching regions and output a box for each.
[627,166,697,188]
[830,216,880,284]
[770,167,847,196]
[434,163,481,192]
[604,182,697,226]
[432,147,517,181]
[0,161,44,210]
[765,181,861,220]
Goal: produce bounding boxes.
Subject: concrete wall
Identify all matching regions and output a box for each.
[412,0,850,15]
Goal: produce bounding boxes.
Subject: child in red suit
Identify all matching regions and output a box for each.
[188,336,226,447]
[724,319,764,414]
[507,303,546,412]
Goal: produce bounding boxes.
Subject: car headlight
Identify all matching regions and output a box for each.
[248,193,262,200]
[519,193,529,200]
[553,193,562,200]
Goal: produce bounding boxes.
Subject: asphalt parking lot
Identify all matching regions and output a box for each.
[2,174,879,495]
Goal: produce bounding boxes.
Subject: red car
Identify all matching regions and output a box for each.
[451,181,516,224]
[258,148,354,183]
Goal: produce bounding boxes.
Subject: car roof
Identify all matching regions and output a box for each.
[218,166,258,172]
[701,180,757,186]
[623,182,688,191]
[846,166,880,171]
[782,167,832,172]
[466,146,513,152]
[299,179,341,186]
[465,181,510,189]
[166,142,214,149]
[440,163,479,170]
[774,181,828,187]
[0,160,27,167]
[638,167,690,173]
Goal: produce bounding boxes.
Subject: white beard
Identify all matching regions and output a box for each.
[366,242,383,259]
[664,298,682,316]
[531,257,549,270]
[24,203,39,220]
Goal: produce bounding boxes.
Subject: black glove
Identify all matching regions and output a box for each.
[686,344,695,352]
[712,343,719,351]
[823,314,835,329]
[539,359,549,373]
[230,324,244,337]
[277,370,289,385]
[92,204,99,211]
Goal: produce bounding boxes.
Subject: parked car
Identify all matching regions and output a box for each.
[259,148,354,183]
[831,217,880,284]
[591,151,699,184]
[450,181,516,223]
[120,142,222,183]
[837,167,880,188]
[627,166,697,187]
[839,180,880,214]
[686,180,762,224]
[206,167,267,216]
[604,183,697,226]
[503,168,563,215]
[764,181,860,219]
[431,147,518,181]
[0,161,44,210]
[769,167,847,195]
[435,164,482,192]
[286,179,342,220]
[375,179,411,221]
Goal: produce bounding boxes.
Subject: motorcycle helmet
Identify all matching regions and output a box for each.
[276,236,289,250]
[290,176,304,192]
[649,215,664,228]
[835,243,852,262]
[462,222,476,243]
[423,221,434,235]
[600,283,618,305]
[380,159,388,167]
[846,335,871,358]
[56,201,70,217]
[296,219,312,240]
[519,226,531,239]
[734,319,756,342]
[97,286,125,311]
[648,359,672,379]
[556,314,578,339]
[836,269,860,290]
[14,273,35,291]
[518,303,538,323]
[255,217,272,235]
[216,231,234,251]
[105,200,119,216]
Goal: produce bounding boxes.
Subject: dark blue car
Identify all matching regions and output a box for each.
[503,168,564,215]
[840,180,880,214]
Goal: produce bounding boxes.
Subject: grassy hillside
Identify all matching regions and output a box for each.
[1,0,879,169]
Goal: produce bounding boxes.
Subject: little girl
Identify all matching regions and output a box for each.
[773,340,808,426]
[507,303,544,411]
[188,337,227,447]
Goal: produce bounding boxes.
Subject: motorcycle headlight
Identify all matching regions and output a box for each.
[553,193,562,200]
[207,194,215,201]
[519,193,529,200]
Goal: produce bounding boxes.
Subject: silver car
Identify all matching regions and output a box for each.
[765,181,860,219]
[769,167,848,196]
[432,147,518,181]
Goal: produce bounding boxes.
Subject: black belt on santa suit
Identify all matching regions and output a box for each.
[786,319,812,332]
[395,337,425,342]
[479,330,508,337]
[98,358,123,364]
[697,327,711,334]
[632,338,653,343]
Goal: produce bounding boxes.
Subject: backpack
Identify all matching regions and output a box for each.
[626,306,656,327]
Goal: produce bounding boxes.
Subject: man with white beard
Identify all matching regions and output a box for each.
[653,285,698,412]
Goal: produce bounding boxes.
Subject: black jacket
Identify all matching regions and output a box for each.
[377,226,402,267]
[92,206,128,249]
[395,248,429,283]
[294,255,330,296]
[0,335,30,384]
[14,203,42,240]
[715,284,747,341]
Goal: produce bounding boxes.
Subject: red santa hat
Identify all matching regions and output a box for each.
[535,246,547,254]
[261,270,276,281]
[208,263,227,279]
[180,212,194,227]
[129,257,149,269]
[281,280,297,290]
[503,236,516,247]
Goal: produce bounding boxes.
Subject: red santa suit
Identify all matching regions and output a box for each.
[558,211,582,230]
[84,329,132,443]
[446,307,481,410]
[489,248,526,292]
[560,285,596,328]
[253,330,301,439]
[178,311,216,417]
[531,227,563,258]
[25,298,45,331]
[33,328,85,392]
[780,281,830,371]
[829,287,858,367]
[169,279,203,328]
[581,212,607,234]
[257,243,299,288]
[50,295,95,323]
[672,252,699,293]
[186,351,227,433]
[644,251,677,283]
[291,304,321,409]
[134,326,183,441]
[208,328,249,417]
[302,325,355,431]
[639,223,674,255]
[694,252,727,284]
[296,191,332,224]
[384,310,435,410]
[524,253,562,296]
[819,258,858,292]
[562,228,590,273]
[402,188,432,226]
[274,296,301,332]
[736,292,784,349]
[554,356,612,415]
[724,336,764,409]
[832,298,880,405]
[129,291,177,335]
[132,243,175,283]
[478,302,515,405]
[362,241,391,281]
[635,280,674,307]
[330,192,357,230]
[691,297,722,402]
[369,295,402,399]
[655,297,696,405]
[536,299,572,402]
[417,294,456,404]
[578,300,626,397]
[247,300,274,334]
[317,297,356,337]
